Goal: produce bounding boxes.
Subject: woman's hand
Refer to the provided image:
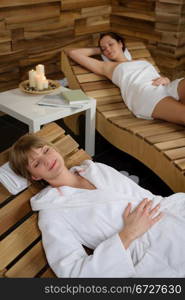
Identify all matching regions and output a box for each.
[152,76,170,86]
[119,198,164,249]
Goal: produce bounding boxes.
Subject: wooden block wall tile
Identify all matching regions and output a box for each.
[11,28,24,41]
[1,2,60,29]
[158,0,185,3]
[62,0,111,11]
[111,15,155,34]
[156,1,184,14]
[22,28,74,55]
[0,29,11,43]
[75,17,110,36]
[0,19,6,29]
[80,5,111,18]
[0,42,11,53]
[112,5,156,22]
[24,21,74,39]
[160,32,185,47]
[114,0,156,12]
[0,0,60,8]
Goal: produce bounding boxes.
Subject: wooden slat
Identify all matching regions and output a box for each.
[113,118,158,131]
[86,87,120,98]
[5,242,46,278]
[72,65,91,74]
[0,187,39,236]
[135,124,182,138]
[96,94,123,106]
[126,41,147,50]
[81,80,116,92]
[77,73,106,83]
[164,147,185,161]
[155,138,185,151]
[174,158,185,171]
[0,185,11,204]
[55,135,79,157]
[35,122,65,143]
[101,108,129,119]
[40,267,56,278]
[108,110,133,121]
[130,48,152,59]
[0,214,40,270]
[146,131,185,145]
[65,149,91,169]
[97,102,125,112]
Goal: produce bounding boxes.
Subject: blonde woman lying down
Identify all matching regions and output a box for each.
[9,133,185,278]
[66,32,185,125]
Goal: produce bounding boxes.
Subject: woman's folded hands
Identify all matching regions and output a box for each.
[119,198,164,249]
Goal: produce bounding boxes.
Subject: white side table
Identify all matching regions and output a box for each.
[0,86,96,156]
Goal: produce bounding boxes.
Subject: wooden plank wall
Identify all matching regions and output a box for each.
[0,0,111,93]
[154,0,185,79]
[110,0,185,79]
[0,0,184,94]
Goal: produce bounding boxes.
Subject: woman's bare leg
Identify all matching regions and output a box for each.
[152,96,185,125]
[177,78,185,104]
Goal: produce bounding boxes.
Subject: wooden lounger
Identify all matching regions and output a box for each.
[61,41,185,193]
[0,122,91,278]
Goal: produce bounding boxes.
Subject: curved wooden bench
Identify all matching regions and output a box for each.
[0,122,91,278]
[61,41,185,192]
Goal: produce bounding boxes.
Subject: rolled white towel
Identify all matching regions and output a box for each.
[0,162,29,194]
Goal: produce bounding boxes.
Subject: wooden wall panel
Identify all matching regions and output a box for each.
[154,0,185,78]
[0,0,111,93]
[62,0,111,10]
[111,1,160,43]
[111,0,185,79]
[0,1,59,8]
[0,0,184,94]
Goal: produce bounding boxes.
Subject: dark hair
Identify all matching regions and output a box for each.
[98,32,125,52]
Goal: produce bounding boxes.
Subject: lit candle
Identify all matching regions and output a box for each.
[43,78,48,89]
[28,70,36,88]
[36,64,45,75]
[35,74,44,90]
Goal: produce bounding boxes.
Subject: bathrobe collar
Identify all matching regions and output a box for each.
[30,160,133,211]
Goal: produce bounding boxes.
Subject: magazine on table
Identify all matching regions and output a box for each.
[37,93,84,108]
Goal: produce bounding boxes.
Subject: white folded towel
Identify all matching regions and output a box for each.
[0,162,29,195]
[101,48,132,62]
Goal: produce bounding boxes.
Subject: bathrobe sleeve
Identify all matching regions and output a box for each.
[38,212,136,278]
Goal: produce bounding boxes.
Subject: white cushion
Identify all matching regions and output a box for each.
[0,162,29,195]
[101,48,132,62]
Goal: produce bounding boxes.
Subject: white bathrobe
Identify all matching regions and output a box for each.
[30,160,185,278]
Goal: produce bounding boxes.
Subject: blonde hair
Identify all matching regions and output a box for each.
[9,134,53,184]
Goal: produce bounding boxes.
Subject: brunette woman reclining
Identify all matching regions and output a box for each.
[66,32,185,125]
